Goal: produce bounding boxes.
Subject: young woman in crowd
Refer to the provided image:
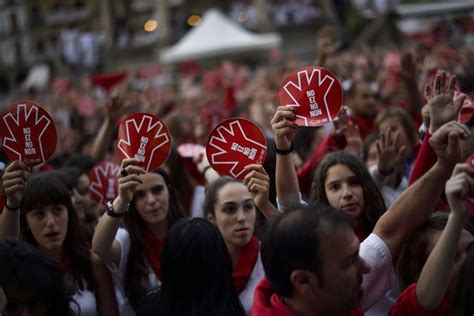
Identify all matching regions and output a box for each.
[0,161,118,316]
[202,164,277,314]
[391,163,474,315]
[92,158,187,314]
[137,218,246,316]
[310,151,386,240]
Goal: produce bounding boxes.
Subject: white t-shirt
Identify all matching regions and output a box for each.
[72,288,98,316]
[239,252,265,315]
[360,233,397,311]
[111,228,161,316]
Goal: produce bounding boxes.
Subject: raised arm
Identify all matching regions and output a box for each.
[409,71,465,185]
[92,158,144,266]
[0,161,30,239]
[374,120,470,258]
[416,163,472,310]
[91,95,129,162]
[271,106,300,208]
[243,164,278,218]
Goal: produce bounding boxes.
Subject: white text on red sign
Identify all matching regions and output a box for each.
[307,90,322,117]
[23,127,36,155]
[231,142,257,160]
[135,136,148,162]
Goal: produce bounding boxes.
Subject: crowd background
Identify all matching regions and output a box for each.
[0,0,474,315]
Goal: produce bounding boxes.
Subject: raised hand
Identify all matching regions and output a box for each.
[332,105,350,140]
[445,163,474,218]
[243,164,277,218]
[116,158,145,210]
[425,71,465,134]
[271,106,298,150]
[2,161,30,209]
[344,121,362,157]
[429,121,470,168]
[376,129,406,175]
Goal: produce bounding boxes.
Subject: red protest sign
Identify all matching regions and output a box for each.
[456,91,474,124]
[279,66,343,127]
[177,143,205,158]
[89,161,120,205]
[117,113,171,171]
[0,100,57,166]
[206,118,267,180]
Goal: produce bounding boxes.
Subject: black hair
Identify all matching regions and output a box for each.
[310,151,386,237]
[20,174,95,293]
[0,238,76,315]
[261,203,355,297]
[140,218,245,316]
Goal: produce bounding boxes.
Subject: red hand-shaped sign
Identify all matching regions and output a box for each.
[456,91,474,124]
[89,160,120,205]
[206,118,267,180]
[117,113,171,171]
[279,66,343,127]
[0,100,57,166]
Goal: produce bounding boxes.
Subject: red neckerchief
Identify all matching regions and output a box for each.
[59,256,71,273]
[233,236,259,294]
[251,278,364,316]
[143,229,164,281]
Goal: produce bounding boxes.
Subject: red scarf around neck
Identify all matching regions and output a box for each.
[233,235,259,294]
[143,229,165,281]
[59,256,71,273]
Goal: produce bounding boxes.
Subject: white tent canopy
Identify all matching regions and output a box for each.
[160,9,282,63]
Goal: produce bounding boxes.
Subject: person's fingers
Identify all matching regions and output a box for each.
[380,129,387,149]
[5,160,30,173]
[119,181,140,192]
[273,119,298,131]
[120,158,141,169]
[3,177,24,188]
[447,75,457,95]
[424,83,433,100]
[118,174,143,185]
[439,71,446,93]
[122,165,146,176]
[271,107,296,125]
[2,169,28,182]
[397,145,406,163]
[376,140,383,157]
[434,72,441,95]
[4,184,24,195]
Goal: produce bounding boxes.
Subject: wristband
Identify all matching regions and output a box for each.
[275,142,294,155]
[5,201,20,211]
[202,165,212,176]
[106,201,129,218]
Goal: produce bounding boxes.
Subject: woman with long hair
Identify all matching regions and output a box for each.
[202,164,277,314]
[92,158,187,314]
[311,151,386,240]
[137,218,246,316]
[0,161,118,316]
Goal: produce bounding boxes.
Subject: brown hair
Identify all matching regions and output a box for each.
[123,168,186,310]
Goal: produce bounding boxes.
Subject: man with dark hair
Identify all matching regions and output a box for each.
[0,238,75,316]
[253,205,369,315]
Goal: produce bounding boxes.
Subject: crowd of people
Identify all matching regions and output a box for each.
[0,19,473,316]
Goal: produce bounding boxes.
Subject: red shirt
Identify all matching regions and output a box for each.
[252,278,365,316]
[389,284,453,316]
